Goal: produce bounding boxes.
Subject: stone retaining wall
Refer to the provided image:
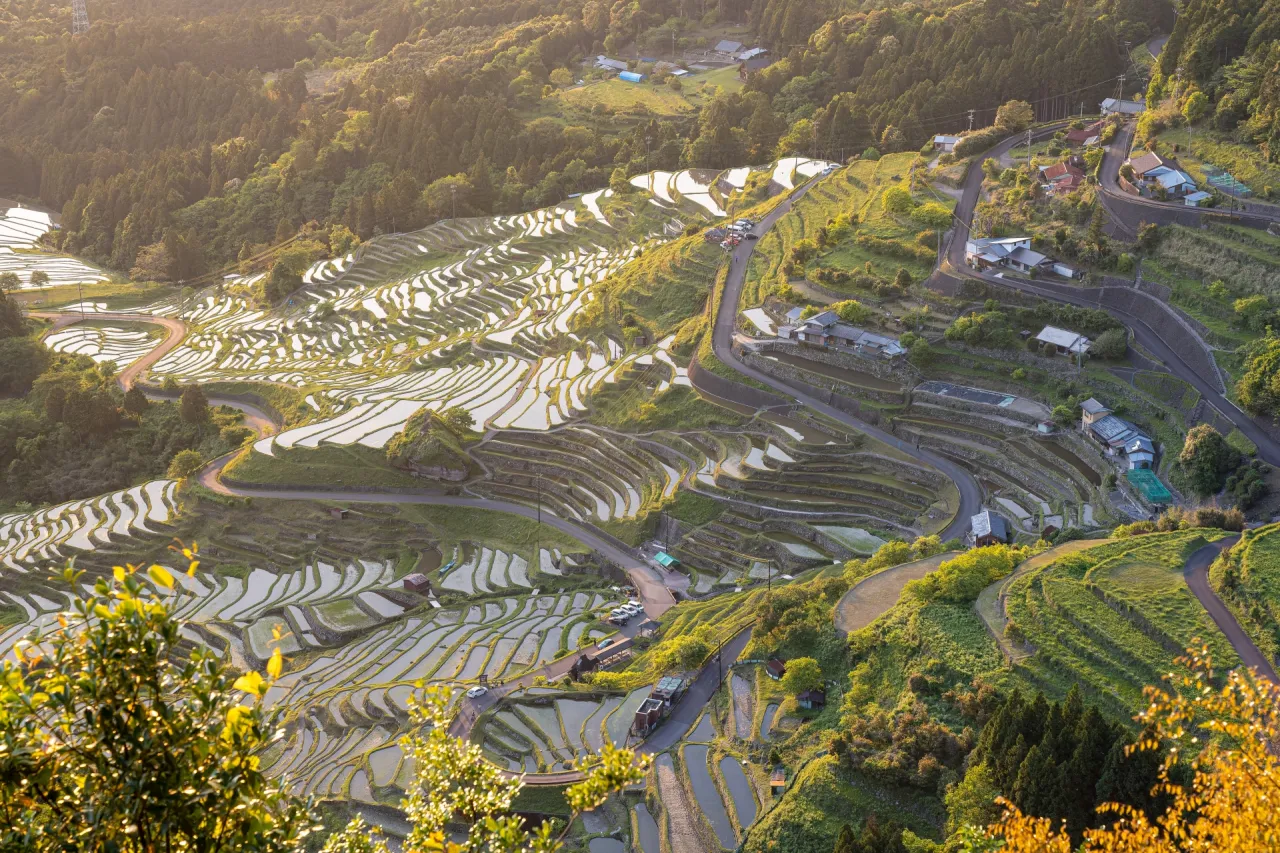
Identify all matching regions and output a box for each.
[908,389,1044,426]
[687,357,789,411]
[740,350,900,410]
[755,339,916,384]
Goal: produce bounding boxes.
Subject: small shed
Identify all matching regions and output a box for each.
[654,551,680,570]
[632,697,665,736]
[1041,524,1060,541]
[1037,421,1055,434]
[971,510,1010,547]
[1184,190,1213,207]
[797,688,826,709]
[329,507,350,520]
[618,71,645,83]
[402,573,431,594]
[771,769,787,796]
[766,659,786,681]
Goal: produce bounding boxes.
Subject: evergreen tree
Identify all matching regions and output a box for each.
[180,385,210,423]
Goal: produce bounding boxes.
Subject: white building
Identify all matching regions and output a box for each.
[933,134,962,153]
[1034,325,1091,356]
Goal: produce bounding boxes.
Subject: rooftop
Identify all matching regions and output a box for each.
[1101,97,1145,114]
[1081,397,1111,415]
[1089,414,1144,446]
[715,39,743,53]
[1155,169,1196,189]
[1007,246,1049,267]
[1127,151,1164,176]
[1035,325,1090,353]
[971,509,1009,541]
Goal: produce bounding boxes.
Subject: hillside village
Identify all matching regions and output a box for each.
[3,0,1280,850]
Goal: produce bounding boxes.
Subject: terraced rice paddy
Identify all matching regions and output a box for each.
[44,322,161,368]
[476,687,648,772]
[0,480,179,575]
[1000,531,1238,717]
[0,207,110,288]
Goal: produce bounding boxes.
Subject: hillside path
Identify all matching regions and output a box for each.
[1183,535,1279,683]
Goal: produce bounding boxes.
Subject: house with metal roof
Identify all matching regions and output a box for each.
[715,39,743,54]
[964,236,1055,273]
[1150,167,1197,198]
[1079,398,1156,469]
[1184,190,1213,207]
[1101,97,1145,116]
[1127,151,1165,178]
[1034,325,1091,356]
[595,56,628,71]
[933,134,963,152]
[971,510,1010,547]
[737,46,768,61]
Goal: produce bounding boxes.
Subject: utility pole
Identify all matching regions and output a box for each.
[1026,127,1033,162]
[967,108,975,132]
[451,186,457,220]
[716,634,724,692]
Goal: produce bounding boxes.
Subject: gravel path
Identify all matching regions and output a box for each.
[730,674,752,739]
[656,754,705,853]
[833,554,948,635]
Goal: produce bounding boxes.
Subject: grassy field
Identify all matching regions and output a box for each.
[15,278,169,309]
[550,78,696,118]
[1154,126,1280,199]
[397,504,585,556]
[222,444,425,489]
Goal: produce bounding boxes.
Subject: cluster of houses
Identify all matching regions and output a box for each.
[964,236,1078,279]
[1123,151,1210,205]
[593,41,772,84]
[1081,398,1155,470]
[778,307,906,358]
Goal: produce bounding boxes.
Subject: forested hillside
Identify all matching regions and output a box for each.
[0,0,1170,277]
[1152,0,1279,160]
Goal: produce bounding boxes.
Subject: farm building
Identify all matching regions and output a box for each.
[766,659,786,680]
[797,689,826,709]
[1034,325,1091,356]
[595,56,628,71]
[771,769,787,796]
[971,510,1010,547]
[618,71,645,83]
[715,39,743,54]
[1081,398,1155,468]
[631,673,691,737]
[401,573,431,594]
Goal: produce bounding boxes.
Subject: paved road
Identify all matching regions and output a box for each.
[716,182,983,541]
[1146,33,1169,60]
[1183,535,1279,683]
[939,127,1280,467]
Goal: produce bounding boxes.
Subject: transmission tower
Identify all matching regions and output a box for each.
[71,0,90,35]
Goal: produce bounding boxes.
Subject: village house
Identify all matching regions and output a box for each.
[778,308,906,358]
[1145,165,1198,198]
[970,510,1010,547]
[1080,398,1155,469]
[766,659,786,681]
[1126,151,1165,180]
[714,39,743,57]
[1034,325,1091,357]
[401,573,431,594]
[1064,120,1105,146]
[1038,161,1086,195]
[933,134,962,153]
[1100,97,1144,116]
[964,236,1055,274]
[595,56,628,72]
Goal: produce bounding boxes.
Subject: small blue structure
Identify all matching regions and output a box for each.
[618,71,645,83]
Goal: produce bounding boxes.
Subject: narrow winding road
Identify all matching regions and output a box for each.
[714,181,983,541]
[1183,535,1278,683]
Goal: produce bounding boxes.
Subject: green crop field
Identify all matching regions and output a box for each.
[1212,523,1280,660]
[1004,531,1237,720]
[1154,127,1280,199]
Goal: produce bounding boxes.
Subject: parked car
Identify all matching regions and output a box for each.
[746,233,759,240]
[466,686,488,699]
[598,638,614,650]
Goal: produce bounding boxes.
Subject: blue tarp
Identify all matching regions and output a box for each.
[618,71,645,83]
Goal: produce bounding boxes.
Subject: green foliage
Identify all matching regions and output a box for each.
[180,384,210,423]
[384,407,473,478]
[832,299,872,324]
[1091,328,1128,360]
[909,202,952,229]
[0,355,237,507]
[970,688,1163,841]
[994,100,1035,132]
[781,656,823,695]
[0,559,314,851]
[1178,424,1241,497]
[945,763,1001,836]
[945,311,1017,349]
[881,186,915,215]
[167,448,206,479]
[908,545,1029,604]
